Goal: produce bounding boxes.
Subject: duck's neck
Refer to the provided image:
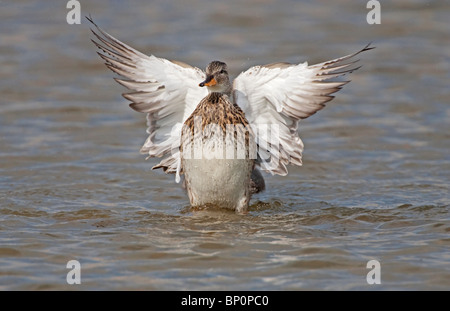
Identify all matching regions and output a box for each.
[222,84,233,97]
[207,83,232,97]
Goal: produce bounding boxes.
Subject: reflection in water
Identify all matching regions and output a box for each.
[0,0,449,290]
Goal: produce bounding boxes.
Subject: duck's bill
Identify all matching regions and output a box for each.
[199,76,217,87]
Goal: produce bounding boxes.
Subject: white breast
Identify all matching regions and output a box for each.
[181,133,254,212]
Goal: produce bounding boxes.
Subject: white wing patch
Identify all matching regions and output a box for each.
[88,17,208,182]
[233,44,373,175]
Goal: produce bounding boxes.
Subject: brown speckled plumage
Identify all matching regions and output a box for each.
[181,92,255,161]
[183,93,249,133]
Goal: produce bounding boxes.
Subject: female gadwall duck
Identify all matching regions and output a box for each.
[88,18,373,213]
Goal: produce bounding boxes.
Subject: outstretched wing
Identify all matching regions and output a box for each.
[88,17,208,182]
[233,44,373,175]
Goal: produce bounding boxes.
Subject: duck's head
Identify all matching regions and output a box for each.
[199,61,231,94]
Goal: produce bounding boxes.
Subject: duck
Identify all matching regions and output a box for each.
[180,61,256,212]
[88,17,373,213]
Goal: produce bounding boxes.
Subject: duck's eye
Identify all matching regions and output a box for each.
[220,69,227,74]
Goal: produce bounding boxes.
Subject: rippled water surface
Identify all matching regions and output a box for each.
[0,0,449,290]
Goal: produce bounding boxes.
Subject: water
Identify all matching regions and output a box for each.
[0,0,449,290]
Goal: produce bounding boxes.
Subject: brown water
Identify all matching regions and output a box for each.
[0,0,449,290]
